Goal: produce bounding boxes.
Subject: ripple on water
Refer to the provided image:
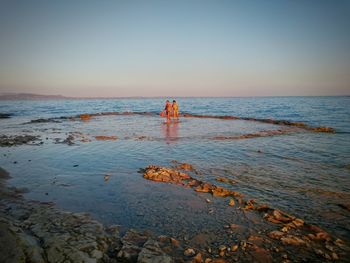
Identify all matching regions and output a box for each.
[0,112,349,243]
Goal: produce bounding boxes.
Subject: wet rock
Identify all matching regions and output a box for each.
[272,210,294,223]
[55,134,75,145]
[0,135,40,147]
[195,183,212,193]
[216,177,236,185]
[311,126,335,133]
[231,244,239,252]
[248,236,264,246]
[218,245,227,252]
[244,199,256,210]
[292,218,304,227]
[137,239,173,263]
[95,135,118,140]
[193,253,203,263]
[332,252,339,260]
[249,244,273,263]
[184,248,196,257]
[337,203,350,212]
[170,237,180,247]
[281,235,306,246]
[118,230,148,262]
[211,186,233,197]
[174,162,195,171]
[104,174,111,182]
[143,165,191,184]
[0,113,12,118]
[211,259,228,263]
[80,114,92,121]
[228,198,235,206]
[28,118,61,123]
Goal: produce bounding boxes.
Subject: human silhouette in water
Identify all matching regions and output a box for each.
[164,100,172,121]
[172,100,179,119]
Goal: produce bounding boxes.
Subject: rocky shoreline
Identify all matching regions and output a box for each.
[1,167,183,263]
[1,163,350,263]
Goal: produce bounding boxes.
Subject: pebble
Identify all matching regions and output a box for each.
[231,245,238,252]
[184,248,196,257]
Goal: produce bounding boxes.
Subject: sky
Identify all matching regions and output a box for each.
[0,0,349,97]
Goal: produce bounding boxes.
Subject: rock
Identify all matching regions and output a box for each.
[118,230,148,261]
[95,135,117,140]
[90,249,103,259]
[137,239,173,263]
[292,218,304,227]
[311,127,335,133]
[317,232,330,241]
[193,253,203,263]
[248,236,264,246]
[104,174,111,181]
[195,183,212,193]
[255,204,270,212]
[281,235,306,246]
[211,259,228,263]
[211,186,232,197]
[331,252,339,260]
[143,166,191,184]
[228,198,235,206]
[80,114,91,121]
[218,245,227,252]
[272,210,294,223]
[0,113,12,118]
[170,237,180,247]
[0,135,40,147]
[231,245,238,252]
[216,177,236,185]
[244,199,256,210]
[249,245,273,263]
[184,248,196,257]
[176,163,194,171]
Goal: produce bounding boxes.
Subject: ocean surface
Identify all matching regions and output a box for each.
[1,96,350,242]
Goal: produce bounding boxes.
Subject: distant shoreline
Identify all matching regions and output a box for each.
[0,93,349,100]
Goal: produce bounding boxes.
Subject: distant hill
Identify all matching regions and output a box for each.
[0,93,68,100]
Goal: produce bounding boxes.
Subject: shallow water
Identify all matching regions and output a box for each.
[0,97,349,243]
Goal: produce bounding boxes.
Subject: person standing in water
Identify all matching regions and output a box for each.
[164,100,172,120]
[172,100,179,119]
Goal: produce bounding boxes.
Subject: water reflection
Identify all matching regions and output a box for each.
[162,120,179,144]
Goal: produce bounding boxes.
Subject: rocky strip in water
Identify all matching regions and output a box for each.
[181,113,335,133]
[0,134,41,147]
[142,164,350,262]
[26,111,335,133]
[211,129,295,140]
[0,113,12,119]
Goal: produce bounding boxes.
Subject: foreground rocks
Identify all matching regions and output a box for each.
[142,163,350,262]
[0,134,40,146]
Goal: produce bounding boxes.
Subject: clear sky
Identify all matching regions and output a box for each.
[0,0,349,97]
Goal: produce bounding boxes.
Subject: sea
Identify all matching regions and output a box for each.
[0,96,349,242]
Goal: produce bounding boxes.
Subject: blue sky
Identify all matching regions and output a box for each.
[0,0,349,97]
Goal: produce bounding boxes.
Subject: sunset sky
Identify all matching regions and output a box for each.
[0,0,349,97]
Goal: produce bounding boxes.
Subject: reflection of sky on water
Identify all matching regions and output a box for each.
[0,112,349,243]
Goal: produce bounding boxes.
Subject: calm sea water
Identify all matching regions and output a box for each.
[1,97,349,242]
